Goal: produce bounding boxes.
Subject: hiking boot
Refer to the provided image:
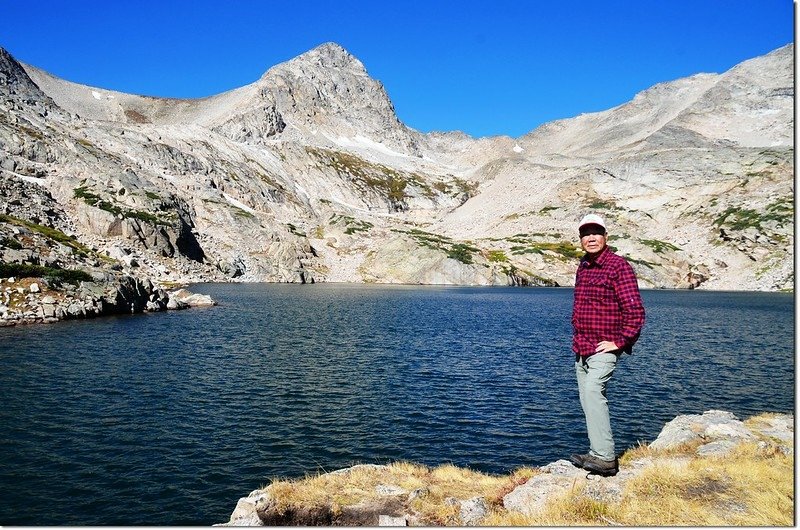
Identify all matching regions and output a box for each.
[582,455,619,477]
[569,453,590,468]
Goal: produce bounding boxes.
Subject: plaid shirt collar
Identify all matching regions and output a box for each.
[581,245,610,268]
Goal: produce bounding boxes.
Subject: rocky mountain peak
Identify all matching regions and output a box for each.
[287,42,366,73]
[0,47,50,102]
[258,42,368,85]
[250,41,420,154]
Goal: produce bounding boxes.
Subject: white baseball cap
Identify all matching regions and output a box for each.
[578,213,606,231]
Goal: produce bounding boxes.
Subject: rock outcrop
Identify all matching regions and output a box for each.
[0,42,794,294]
[0,176,215,325]
[217,410,793,526]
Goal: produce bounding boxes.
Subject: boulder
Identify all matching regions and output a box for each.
[42,303,56,318]
[459,496,488,526]
[168,288,216,307]
[696,440,740,456]
[66,301,85,317]
[166,297,186,310]
[503,460,582,515]
[649,410,750,450]
[215,490,272,526]
[748,414,793,443]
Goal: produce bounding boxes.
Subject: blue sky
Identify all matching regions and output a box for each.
[0,0,793,138]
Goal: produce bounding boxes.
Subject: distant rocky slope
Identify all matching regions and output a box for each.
[0,42,793,305]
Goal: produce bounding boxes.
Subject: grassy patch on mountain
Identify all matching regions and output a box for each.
[639,239,681,254]
[17,123,45,141]
[1,236,23,250]
[509,240,583,260]
[228,206,255,220]
[305,148,476,204]
[329,214,373,235]
[713,196,793,232]
[392,228,480,264]
[124,109,150,124]
[73,186,172,226]
[486,250,508,263]
[487,232,564,243]
[429,176,477,199]
[481,234,580,262]
[0,262,93,285]
[0,214,91,257]
[450,177,479,198]
[628,257,658,270]
[446,243,478,264]
[306,147,412,202]
[584,197,623,211]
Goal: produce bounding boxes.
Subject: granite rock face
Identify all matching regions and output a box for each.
[0,183,215,325]
[0,42,794,293]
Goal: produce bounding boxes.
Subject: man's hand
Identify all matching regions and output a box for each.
[595,341,619,353]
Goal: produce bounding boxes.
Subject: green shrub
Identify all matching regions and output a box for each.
[487,250,508,262]
[713,197,792,232]
[0,263,93,285]
[447,243,477,264]
[1,237,23,250]
[639,239,681,253]
[510,241,583,259]
[393,228,479,263]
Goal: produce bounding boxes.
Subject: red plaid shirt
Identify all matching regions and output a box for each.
[572,246,645,356]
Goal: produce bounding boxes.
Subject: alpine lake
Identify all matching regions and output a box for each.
[0,283,793,525]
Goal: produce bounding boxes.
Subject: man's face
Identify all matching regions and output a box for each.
[579,224,608,255]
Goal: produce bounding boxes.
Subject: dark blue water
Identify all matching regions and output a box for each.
[0,285,793,525]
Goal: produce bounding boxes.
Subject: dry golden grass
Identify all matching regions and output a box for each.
[265,461,542,525]
[609,442,794,526]
[495,441,793,526]
[260,413,793,526]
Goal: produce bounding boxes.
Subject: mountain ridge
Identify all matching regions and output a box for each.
[0,41,793,316]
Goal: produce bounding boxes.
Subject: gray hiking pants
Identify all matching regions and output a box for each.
[576,352,621,461]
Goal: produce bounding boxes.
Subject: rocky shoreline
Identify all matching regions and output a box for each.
[218,410,793,526]
[0,177,217,327]
[0,274,214,326]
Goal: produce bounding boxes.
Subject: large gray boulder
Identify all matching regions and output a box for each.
[649,410,755,450]
[168,288,216,307]
[503,459,586,515]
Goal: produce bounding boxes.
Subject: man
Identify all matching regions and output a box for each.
[569,213,645,477]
